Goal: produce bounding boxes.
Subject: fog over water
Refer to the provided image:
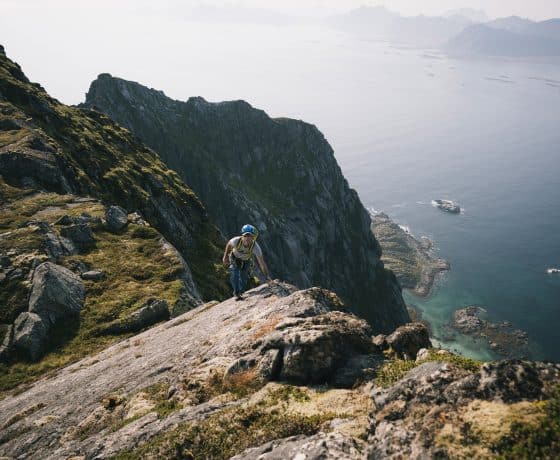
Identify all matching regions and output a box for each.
[2,7,560,360]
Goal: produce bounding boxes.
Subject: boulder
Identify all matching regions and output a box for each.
[11,312,49,361]
[81,270,105,281]
[386,322,431,359]
[60,224,95,250]
[105,205,128,232]
[44,229,75,261]
[28,262,85,325]
[259,310,374,385]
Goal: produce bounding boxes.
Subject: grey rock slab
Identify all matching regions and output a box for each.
[0,281,380,458]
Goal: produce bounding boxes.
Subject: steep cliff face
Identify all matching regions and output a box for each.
[83,75,409,332]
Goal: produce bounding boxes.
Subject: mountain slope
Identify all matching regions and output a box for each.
[0,45,230,390]
[83,75,409,333]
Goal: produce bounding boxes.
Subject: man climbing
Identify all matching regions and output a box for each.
[223,224,271,300]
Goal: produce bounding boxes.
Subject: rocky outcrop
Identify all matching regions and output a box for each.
[0,281,557,459]
[82,74,409,333]
[448,305,530,358]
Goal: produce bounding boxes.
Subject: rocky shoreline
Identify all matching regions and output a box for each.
[371,212,532,360]
[445,306,530,359]
[371,212,449,297]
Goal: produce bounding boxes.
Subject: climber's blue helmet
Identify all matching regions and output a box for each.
[241,224,257,237]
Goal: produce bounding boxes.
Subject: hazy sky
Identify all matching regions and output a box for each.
[1,0,560,21]
[237,0,560,20]
[1,0,560,106]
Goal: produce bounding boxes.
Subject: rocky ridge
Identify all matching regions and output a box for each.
[0,282,557,459]
[82,74,409,333]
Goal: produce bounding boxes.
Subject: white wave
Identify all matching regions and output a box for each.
[398,225,411,234]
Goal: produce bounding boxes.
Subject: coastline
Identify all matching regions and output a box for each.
[371,211,449,298]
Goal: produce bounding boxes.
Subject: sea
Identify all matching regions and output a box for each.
[13,20,560,361]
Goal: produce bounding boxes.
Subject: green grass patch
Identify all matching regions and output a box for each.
[0,192,74,230]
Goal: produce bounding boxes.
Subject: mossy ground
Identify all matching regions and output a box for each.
[492,385,560,459]
[0,195,186,396]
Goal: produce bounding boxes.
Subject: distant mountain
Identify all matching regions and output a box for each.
[487,16,560,40]
[530,18,560,40]
[331,7,560,58]
[444,23,560,57]
[445,8,488,23]
[327,6,472,46]
[487,16,535,34]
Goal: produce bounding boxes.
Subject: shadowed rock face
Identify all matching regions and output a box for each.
[83,74,410,333]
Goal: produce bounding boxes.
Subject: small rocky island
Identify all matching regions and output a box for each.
[447,306,530,359]
[432,199,461,214]
[371,212,449,297]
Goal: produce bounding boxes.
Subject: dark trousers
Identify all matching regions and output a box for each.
[230,258,250,296]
